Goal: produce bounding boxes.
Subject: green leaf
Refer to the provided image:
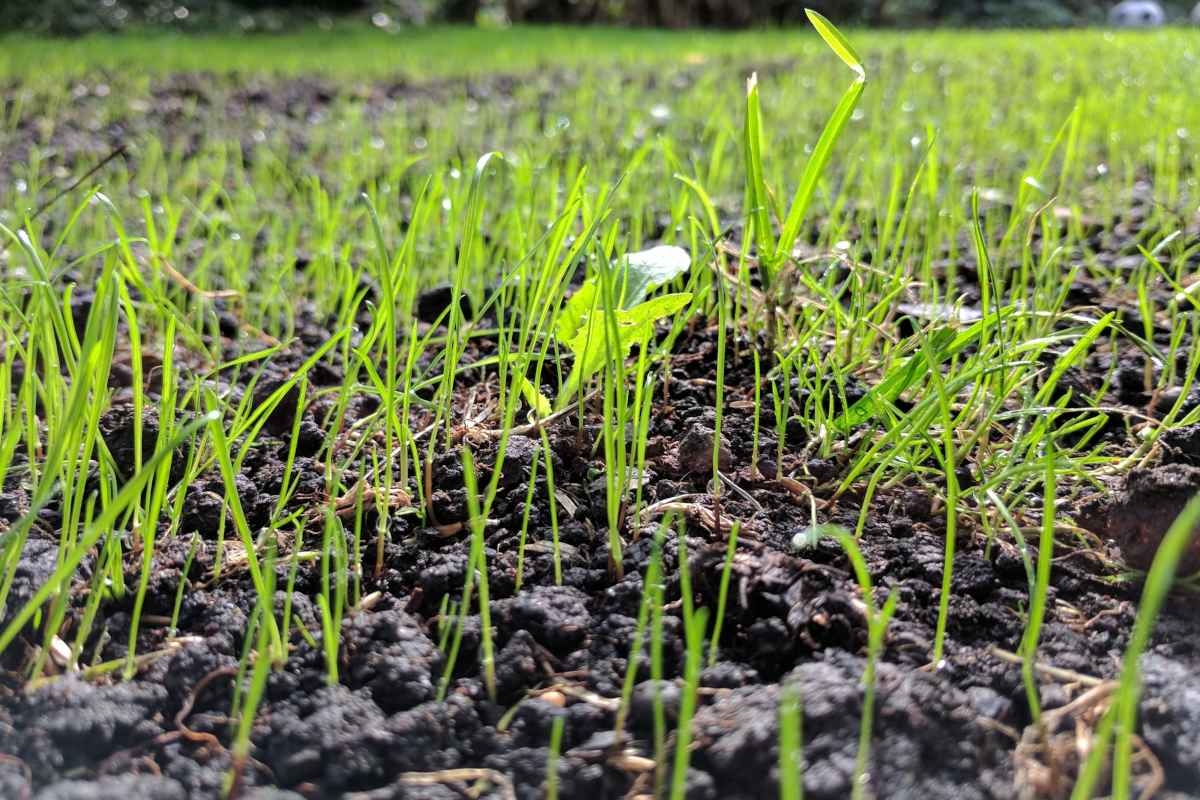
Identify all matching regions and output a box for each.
[556,279,596,343]
[620,245,690,308]
[556,246,690,346]
[517,374,553,418]
[564,293,688,378]
[557,291,693,409]
[617,291,693,329]
[805,9,866,80]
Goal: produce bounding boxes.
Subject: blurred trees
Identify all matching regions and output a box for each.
[3,0,1197,33]
[496,0,1188,26]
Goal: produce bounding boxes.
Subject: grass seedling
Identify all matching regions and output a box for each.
[712,254,728,519]
[751,351,763,475]
[808,529,899,800]
[0,410,215,656]
[669,605,709,800]
[707,520,739,668]
[1020,445,1057,721]
[67,521,108,670]
[666,517,708,800]
[742,10,865,322]
[280,523,304,645]
[226,538,278,799]
[514,444,543,592]
[922,327,961,668]
[649,523,669,797]
[435,596,456,653]
[125,312,180,678]
[460,446,497,701]
[432,153,505,445]
[598,254,629,581]
[168,534,202,637]
[207,392,284,662]
[317,503,343,684]
[536,426,564,586]
[615,519,665,738]
[771,355,794,479]
[778,684,805,800]
[1110,494,1200,797]
[546,714,566,800]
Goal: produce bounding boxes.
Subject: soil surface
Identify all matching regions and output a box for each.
[2,71,1200,800]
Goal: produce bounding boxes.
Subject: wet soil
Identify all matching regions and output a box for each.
[2,72,1200,800]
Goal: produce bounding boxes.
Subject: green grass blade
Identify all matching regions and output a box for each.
[805,9,866,80]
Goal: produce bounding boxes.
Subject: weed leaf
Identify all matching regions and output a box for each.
[621,245,691,308]
[517,373,553,418]
[556,279,596,343]
[558,291,692,408]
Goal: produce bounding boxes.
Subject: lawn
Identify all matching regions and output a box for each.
[1,19,1199,800]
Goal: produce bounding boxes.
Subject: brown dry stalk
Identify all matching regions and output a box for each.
[354,769,517,800]
[1002,658,1165,800]
[638,497,742,535]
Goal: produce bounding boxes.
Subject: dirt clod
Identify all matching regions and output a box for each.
[676,423,734,475]
[1086,464,1200,573]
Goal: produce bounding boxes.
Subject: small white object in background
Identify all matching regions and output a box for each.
[1192,1,1200,23]
[1109,0,1165,27]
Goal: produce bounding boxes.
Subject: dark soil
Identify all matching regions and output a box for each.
[2,72,1200,800]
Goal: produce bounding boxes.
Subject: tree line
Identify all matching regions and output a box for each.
[6,0,1197,34]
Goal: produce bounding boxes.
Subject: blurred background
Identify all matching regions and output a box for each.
[5,0,1199,34]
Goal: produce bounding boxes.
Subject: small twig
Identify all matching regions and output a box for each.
[174,666,238,748]
[543,682,621,711]
[153,255,241,301]
[345,769,517,800]
[471,388,601,440]
[30,144,128,221]
[0,753,32,800]
[638,498,741,535]
[989,647,1103,688]
[1132,733,1166,800]
[97,663,237,773]
[717,470,763,512]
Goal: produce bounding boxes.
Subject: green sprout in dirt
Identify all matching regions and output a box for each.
[670,523,708,800]
[614,515,667,739]
[778,684,805,800]
[527,244,692,414]
[744,9,865,329]
[707,520,740,668]
[797,528,897,800]
[545,713,566,800]
[521,242,692,578]
[1020,445,1058,721]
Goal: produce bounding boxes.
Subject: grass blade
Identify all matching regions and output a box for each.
[805,9,866,80]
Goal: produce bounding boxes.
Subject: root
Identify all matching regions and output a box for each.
[1008,660,1165,800]
[637,495,744,535]
[359,768,517,800]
